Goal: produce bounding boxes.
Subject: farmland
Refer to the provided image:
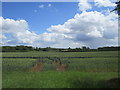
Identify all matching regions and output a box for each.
[1,51,119,88]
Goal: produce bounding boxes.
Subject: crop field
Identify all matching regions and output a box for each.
[2,51,119,57]
[1,51,120,88]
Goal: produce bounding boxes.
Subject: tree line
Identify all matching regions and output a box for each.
[0,45,119,52]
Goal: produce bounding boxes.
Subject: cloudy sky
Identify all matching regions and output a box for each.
[0,0,118,48]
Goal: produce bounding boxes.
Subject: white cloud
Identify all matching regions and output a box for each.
[48,4,52,7]
[0,34,6,45]
[0,17,39,44]
[1,9,118,48]
[0,1,118,48]
[47,24,71,33]
[47,11,118,48]
[78,0,92,11]
[94,0,116,7]
[38,5,44,8]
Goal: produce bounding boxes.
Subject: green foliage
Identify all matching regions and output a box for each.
[2,51,119,57]
[111,1,120,15]
[1,45,119,52]
[2,51,119,72]
[2,51,119,88]
[2,45,35,52]
[62,58,118,72]
[2,58,36,72]
[2,71,119,88]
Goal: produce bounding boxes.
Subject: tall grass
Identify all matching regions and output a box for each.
[2,58,37,72]
[2,51,119,57]
[2,71,119,88]
[2,51,119,88]
[2,57,118,72]
[62,57,118,72]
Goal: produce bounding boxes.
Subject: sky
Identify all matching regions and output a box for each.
[2,2,79,34]
[0,0,118,48]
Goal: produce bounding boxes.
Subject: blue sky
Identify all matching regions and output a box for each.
[3,2,79,34]
[3,2,114,34]
[1,1,118,48]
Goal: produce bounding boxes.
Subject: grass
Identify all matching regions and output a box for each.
[1,51,119,57]
[62,57,118,72]
[2,71,119,88]
[2,58,37,71]
[2,57,118,72]
[2,51,119,88]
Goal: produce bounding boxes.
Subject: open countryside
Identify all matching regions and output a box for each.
[1,46,120,88]
[1,1,120,88]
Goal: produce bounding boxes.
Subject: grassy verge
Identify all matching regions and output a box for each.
[2,71,119,88]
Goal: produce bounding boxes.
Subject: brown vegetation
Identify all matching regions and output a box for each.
[31,58,68,72]
[31,61,44,72]
[53,58,68,72]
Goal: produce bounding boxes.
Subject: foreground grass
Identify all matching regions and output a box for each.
[3,71,119,88]
[2,51,119,88]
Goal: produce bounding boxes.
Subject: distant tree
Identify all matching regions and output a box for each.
[111,1,120,16]
[1,45,119,52]
[75,48,82,52]
[68,47,71,51]
[97,46,119,51]
[81,46,90,52]
[42,48,47,51]
[35,47,39,51]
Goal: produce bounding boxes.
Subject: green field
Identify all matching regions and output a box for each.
[2,51,119,57]
[2,51,119,88]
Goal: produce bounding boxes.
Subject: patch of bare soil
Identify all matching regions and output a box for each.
[31,62,44,72]
[105,77,120,87]
[56,64,67,72]
[53,59,68,72]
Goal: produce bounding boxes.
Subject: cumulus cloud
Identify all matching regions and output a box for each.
[0,17,39,44]
[47,11,118,48]
[94,0,116,7]
[1,9,118,48]
[0,34,6,45]
[1,1,118,48]
[78,0,92,11]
